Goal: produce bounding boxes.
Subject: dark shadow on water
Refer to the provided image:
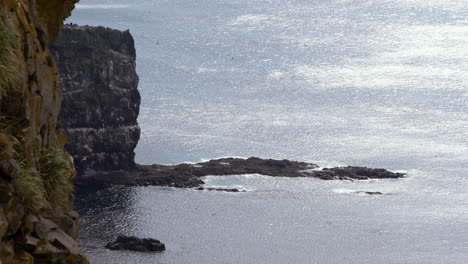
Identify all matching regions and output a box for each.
[74,185,139,249]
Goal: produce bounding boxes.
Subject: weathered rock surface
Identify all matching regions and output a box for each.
[50,24,141,175]
[0,0,88,263]
[76,157,404,189]
[105,235,166,253]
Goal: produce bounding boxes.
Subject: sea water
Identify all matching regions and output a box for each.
[69,0,468,263]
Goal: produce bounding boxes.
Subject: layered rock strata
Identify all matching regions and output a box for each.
[50,24,141,176]
[0,0,88,263]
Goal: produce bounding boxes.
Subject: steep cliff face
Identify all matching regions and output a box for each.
[50,25,141,176]
[0,0,88,263]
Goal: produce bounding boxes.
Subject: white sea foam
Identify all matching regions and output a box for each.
[332,188,384,196]
[313,160,347,169]
[201,174,264,191]
[197,67,219,73]
[333,188,357,194]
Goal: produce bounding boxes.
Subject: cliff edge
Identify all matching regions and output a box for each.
[50,24,141,176]
[0,0,88,263]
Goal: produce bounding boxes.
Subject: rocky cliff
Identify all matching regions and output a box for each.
[0,0,88,263]
[50,25,141,176]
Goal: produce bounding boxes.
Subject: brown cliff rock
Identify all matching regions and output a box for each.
[0,0,88,263]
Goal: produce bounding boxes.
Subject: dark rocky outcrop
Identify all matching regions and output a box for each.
[76,157,405,189]
[105,235,166,253]
[50,24,141,175]
[359,191,384,195]
[196,187,245,192]
[307,166,403,180]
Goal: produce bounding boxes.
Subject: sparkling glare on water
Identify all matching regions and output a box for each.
[69,0,468,263]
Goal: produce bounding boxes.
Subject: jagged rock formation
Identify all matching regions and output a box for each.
[50,25,141,176]
[0,0,88,263]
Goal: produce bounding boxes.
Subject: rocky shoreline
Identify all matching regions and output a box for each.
[76,157,405,189]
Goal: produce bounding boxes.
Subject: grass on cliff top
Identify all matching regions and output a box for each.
[0,16,18,101]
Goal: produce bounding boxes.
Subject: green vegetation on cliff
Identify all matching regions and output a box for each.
[1,120,74,212]
[10,144,75,213]
[37,147,75,208]
[15,167,48,211]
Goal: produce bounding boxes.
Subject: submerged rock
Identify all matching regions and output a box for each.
[105,235,165,253]
[196,187,246,192]
[360,191,384,195]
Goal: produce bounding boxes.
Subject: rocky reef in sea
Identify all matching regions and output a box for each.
[0,1,88,263]
[77,157,405,189]
[50,24,141,176]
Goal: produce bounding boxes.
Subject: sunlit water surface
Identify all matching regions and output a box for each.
[69,0,467,263]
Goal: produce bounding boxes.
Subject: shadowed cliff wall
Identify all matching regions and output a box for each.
[0,0,88,263]
[50,24,141,176]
